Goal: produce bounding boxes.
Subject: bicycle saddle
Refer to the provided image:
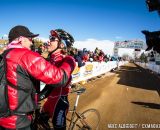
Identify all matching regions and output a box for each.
[71,88,86,94]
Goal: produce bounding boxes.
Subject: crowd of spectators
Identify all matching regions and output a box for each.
[68,47,122,67]
[37,43,122,68]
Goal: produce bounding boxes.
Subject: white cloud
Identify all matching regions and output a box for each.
[74,39,115,55]
[1,34,8,39]
[115,36,122,39]
[35,37,49,42]
[3,34,8,37]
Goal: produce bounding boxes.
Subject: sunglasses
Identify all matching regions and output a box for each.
[43,42,48,46]
[49,35,59,42]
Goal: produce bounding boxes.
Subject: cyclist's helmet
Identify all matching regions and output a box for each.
[50,29,74,48]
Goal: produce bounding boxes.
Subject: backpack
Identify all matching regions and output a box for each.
[0,49,14,117]
[0,49,38,118]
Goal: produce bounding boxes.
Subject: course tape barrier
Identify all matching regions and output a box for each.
[136,62,160,74]
[40,61,128,90]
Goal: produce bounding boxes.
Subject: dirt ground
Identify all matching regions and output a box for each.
[68,63,160,130]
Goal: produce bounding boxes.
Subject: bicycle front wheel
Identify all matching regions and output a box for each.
[73,109,100,130]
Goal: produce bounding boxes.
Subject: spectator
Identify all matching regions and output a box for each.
[37,44,43,54]
[88,51,94,62]
[74,50,86,67]
[98,50,105,62]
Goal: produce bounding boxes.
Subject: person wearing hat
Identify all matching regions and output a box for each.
[38,29,75,130]
[0,25,76,130]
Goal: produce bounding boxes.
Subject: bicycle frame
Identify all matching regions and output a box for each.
[68,88,91,130]
[68,93,80,130]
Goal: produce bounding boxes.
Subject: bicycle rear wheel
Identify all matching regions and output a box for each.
[73,109,100,130]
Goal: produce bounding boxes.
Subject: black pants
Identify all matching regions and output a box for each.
[0,125,31,130]
[52,96,69,130]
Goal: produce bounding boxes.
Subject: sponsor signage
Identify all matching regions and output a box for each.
[115,40,144,49]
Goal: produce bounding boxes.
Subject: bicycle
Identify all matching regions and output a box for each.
[67,87,101,130]
[31,85,100,130]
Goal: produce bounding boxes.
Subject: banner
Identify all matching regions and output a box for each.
[40,61,127,90]
[71,61,126,83]
[115,40,144,49]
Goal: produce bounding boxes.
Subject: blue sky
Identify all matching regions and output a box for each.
[0,0,160,42]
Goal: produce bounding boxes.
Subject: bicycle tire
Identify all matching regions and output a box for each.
[72,109,100,130]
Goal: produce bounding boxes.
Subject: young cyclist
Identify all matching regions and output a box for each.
[39,29,75,130]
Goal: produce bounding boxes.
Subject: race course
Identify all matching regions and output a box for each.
[68,63,160,130]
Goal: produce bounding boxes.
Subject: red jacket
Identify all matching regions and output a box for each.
[42,52,71,117]
[0,48,75,129]
[49,51,70,96]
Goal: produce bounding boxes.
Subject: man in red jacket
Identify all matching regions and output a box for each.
[39,29,74,130]
[0,25,76,130]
